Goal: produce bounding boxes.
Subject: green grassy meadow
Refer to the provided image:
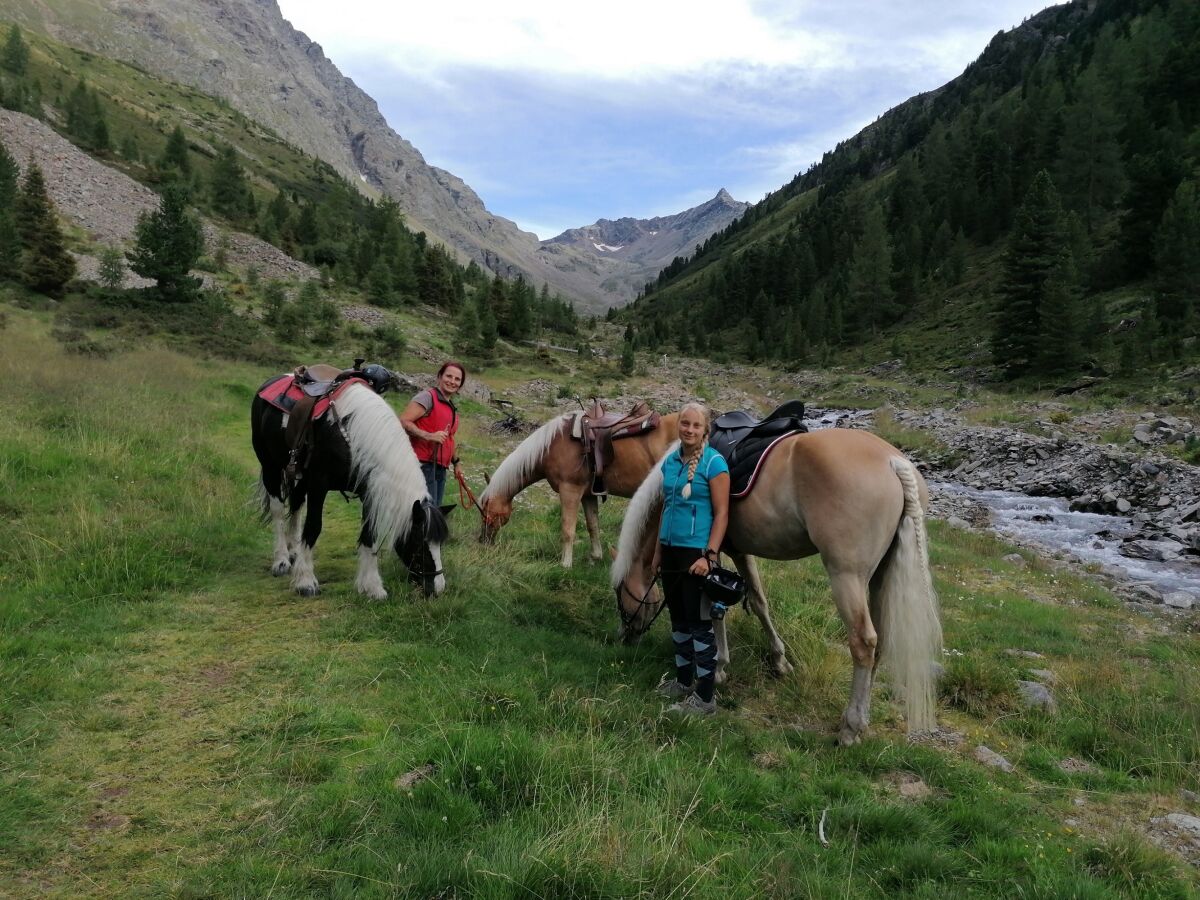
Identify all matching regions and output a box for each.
[2,305,1199,898]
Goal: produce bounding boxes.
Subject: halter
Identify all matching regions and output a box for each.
[614,572,664,633]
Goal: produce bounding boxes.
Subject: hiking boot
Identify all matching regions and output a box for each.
[667,693,717,716]
[655,674,693,700]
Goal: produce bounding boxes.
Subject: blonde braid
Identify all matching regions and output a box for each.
[680,440,705,499]
[678,401,711,500]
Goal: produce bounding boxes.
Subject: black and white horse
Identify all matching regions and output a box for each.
[251,378,448,597]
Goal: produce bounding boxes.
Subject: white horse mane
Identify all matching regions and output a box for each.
[333,382,428,550]
[610,441,677,588]
[480,413,569,502]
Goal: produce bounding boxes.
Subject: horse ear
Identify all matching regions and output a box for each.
[483,471,491,485]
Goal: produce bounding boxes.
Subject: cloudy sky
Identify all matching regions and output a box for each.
[276,1,1056,240]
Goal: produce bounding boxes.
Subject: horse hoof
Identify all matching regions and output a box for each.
[773,660,795,677]
[713,670,728,685]
[296,583,320,597]
[360,588,387,602]
[837,725,864,747]
[271,561,291,577]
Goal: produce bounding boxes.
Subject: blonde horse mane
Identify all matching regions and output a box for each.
[610,441,677,589]
[480,413,569,502]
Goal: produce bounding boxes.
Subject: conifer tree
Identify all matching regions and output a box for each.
[1152,179,1200,326]
[159,125,191,178]
[127,184,204,301]
[15,162,75,296]
[366,257,394,307]
[2,25,29,76]
[0,140,19,277]
[454,297,481,354]
[210,144,250,220]
[846,203,894,335]
[1057,67,1125,232]
[478,294,498,358]
[1035,258,1083,376]
[992,171,1069,377]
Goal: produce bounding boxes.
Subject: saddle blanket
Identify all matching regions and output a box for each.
[722,431,802,498]
[257,374,365,420]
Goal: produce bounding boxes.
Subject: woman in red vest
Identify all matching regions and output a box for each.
[400,361,465,505]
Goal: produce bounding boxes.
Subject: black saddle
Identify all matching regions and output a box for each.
[710,400,807,497]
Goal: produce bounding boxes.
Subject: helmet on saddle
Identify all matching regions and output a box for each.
[361,363,395,394]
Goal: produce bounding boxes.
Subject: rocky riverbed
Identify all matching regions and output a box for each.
[878,406,1200,611]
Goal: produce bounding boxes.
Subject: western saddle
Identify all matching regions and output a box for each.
[283,360,380,487]
[574,399,660,496]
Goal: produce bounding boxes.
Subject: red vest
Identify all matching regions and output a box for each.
[411,389,458,467]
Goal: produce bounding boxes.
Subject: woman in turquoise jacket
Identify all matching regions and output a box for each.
[654,401,730,715]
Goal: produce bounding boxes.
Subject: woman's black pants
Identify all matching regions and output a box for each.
[660,545,717,702]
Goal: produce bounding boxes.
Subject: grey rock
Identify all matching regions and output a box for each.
[974,745,1015,773]
[1163,592,1196,610]
[1006,649,1045,659]
[1151,813,1200,837]
[1003,553,1027,568]
[1029,668,1057,684]
[1017,680,1058,713]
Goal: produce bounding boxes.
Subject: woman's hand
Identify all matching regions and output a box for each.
[688,556,712,577]
[426,430,448,445]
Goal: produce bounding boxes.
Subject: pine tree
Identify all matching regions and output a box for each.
[366,258,394,307]
[478,294,498,358]
[159,125,191,178]
[620,341,635,375]
[992,171,1068,378]
[2,25,29,77]
[15,163,75,296]
[454,297,481,354]
[1057,66,1125,232]
[127,184,204,301]
[846,203,894,335]
[1152,179,1200,326]
[0,140,19,276]
[210,144,250,220]
[1035,258,1083,376]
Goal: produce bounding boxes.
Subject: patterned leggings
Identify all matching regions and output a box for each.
[661,545,717,702]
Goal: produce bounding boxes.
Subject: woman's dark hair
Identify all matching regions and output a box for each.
[438,361,467,383]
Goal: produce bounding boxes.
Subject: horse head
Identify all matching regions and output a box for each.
[397,499,448,596]
[478,490,512,545]
[613,543,663,644]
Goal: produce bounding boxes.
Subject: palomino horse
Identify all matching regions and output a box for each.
[611,428,942,745]
[478,411,680,567]
[251,378,448,597]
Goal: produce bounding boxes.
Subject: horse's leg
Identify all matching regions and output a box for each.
[581,493,603,563]
[730,552,792,677]
[711,614,730,685]
[558,483,585,568]
[828,570,877,747]
[354,508,387,601]
[291,488,325,597]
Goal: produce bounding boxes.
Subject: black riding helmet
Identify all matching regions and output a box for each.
[361,363,394,394]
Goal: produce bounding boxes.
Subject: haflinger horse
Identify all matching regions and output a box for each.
[611,428,942,746]
[251,377,448,598]
[478,411,680,567]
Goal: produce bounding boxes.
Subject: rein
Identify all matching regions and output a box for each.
[455,466,485,516]
[614,572,664,633]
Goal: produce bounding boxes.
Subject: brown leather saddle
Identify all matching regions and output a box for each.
[283,363,373,486]
[575,399,660,496]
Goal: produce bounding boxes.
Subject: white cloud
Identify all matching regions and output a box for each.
[279,0,848,79]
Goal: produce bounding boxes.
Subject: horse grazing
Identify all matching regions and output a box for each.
[611,428,942,745]
[478,411,679,567]
[251,376,448,597]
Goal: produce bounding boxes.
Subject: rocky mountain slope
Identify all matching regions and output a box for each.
[537,189,749,304]
[3,0,742,311]
[0,109,314,285]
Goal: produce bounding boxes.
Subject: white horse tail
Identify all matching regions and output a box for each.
[877,456,943,735]
[333,382,428,551]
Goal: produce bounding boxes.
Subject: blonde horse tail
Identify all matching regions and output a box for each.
[877,456,943,735]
